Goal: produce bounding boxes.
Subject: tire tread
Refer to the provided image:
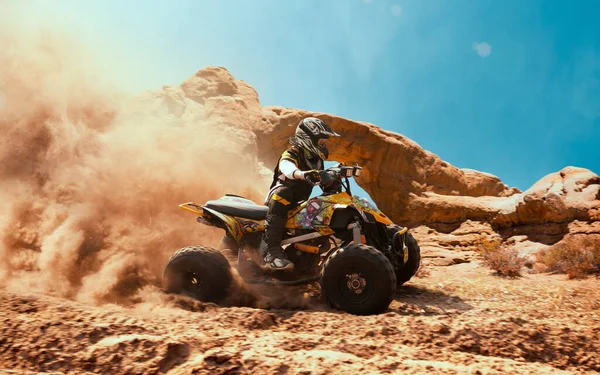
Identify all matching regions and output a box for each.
[163,245,232,302]
[320,244,396,315]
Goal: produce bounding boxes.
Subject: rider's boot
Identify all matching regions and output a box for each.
[259,214,294,272]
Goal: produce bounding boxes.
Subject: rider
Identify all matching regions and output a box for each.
[260,117,341,271]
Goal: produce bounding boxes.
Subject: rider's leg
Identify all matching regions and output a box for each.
[259,187,294,271]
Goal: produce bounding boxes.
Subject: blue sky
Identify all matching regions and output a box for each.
[4,0,600,195]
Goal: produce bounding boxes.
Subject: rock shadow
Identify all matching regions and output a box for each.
[495,223,569,246]
[427,222,463,234]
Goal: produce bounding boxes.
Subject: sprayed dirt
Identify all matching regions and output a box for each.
[0,30,267,306]
[1,265,599,374]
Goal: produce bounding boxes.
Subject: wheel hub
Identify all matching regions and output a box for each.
[346,273,367,294]
[188,271,203,291]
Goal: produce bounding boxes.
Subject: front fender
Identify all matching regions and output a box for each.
[351,198,393,225]
[328,205,362,229]
[363,208,393,225]
[331,203,393,225]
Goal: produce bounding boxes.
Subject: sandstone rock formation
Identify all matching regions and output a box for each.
[154,66,600,265]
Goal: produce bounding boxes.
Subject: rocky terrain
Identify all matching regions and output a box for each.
[1,37,599,375]
[2,264,599,374]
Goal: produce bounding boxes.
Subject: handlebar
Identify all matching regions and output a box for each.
[313,163,362,187]
[324,164,363,179]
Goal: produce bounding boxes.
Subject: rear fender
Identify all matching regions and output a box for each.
[179,202,244,241]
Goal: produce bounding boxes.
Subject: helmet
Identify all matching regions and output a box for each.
[291,117,340,160]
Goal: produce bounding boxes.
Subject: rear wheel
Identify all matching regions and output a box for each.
[320,244,396,315]
[162,245,232,303]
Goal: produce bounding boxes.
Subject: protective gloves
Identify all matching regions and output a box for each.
[299,169,321,184]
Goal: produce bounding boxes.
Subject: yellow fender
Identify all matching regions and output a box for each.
[179,202,244,241]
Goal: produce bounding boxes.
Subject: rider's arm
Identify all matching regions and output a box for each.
[279,159,303,180]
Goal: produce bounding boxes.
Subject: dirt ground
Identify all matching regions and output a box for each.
[1,262,599,375]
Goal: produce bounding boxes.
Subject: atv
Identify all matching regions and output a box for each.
[163,163,421,315]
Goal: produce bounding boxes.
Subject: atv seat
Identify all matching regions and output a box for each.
[205,200,268,220]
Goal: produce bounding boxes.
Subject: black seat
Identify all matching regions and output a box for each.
[205,200,268,220]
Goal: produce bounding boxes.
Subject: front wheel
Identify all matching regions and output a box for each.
[162,245,232,303]
[320,244,396,315]
[397,234,421,285]
[387,225,421,286]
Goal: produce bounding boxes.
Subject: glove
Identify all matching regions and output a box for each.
[301,170,321,184]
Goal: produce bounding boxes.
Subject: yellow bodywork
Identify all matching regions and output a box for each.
[179,202,255,241]
[287,192,393,231]
[179,192,394,248]
[179,202,203,216]
[293,243,320,254]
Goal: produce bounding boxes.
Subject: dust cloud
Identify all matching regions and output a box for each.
[0,30,268,306]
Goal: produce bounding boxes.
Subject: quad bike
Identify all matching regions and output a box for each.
[162,163,421,315]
